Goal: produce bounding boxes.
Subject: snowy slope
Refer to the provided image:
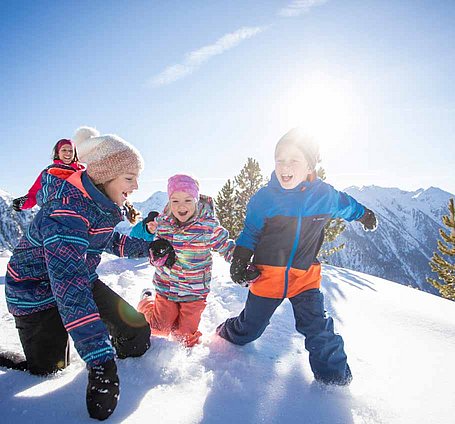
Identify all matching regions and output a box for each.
[1,255,455,424]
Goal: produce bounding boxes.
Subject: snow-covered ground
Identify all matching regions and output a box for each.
[1,254,455,424]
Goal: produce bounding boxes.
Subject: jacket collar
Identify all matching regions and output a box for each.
[81,171,123,218]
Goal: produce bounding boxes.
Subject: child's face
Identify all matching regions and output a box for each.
[275,143,310,189]
[58,145,75,164]
[104,173,139,207]
[170,191,197,223]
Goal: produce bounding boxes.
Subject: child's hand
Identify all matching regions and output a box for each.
[146,221,158,234]
[357,208,378,232]
[230,258,261,287]
[144,211,159,234]
[149,238,176,268]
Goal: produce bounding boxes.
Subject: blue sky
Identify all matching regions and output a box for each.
[1,0,454,202]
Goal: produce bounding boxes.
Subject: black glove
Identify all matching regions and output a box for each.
[144,211,159,225]
[12,195,28,212]
[358,208,378,232]
[86,359,120,421]
[230,258,261,287]
[149,238,176,268]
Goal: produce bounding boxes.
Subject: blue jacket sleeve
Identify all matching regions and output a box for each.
[236,193,266,251]
[328,186,366,221]
[130,220,155,242]
[108,232,151,258]
[41,204,115,367]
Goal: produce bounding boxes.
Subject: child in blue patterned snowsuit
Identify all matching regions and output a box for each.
[3,126,152,420]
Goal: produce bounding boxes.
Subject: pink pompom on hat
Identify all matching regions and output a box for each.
[167,174,199,199]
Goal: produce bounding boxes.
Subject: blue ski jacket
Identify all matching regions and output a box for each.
[237,172,366,299]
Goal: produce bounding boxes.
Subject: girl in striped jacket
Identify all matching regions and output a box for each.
[138,174,236,347]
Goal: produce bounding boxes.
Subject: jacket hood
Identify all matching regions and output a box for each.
[37,165,123,220]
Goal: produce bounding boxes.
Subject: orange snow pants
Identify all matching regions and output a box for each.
[137,293,206,347]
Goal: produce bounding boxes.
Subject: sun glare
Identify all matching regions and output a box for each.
[278,73,356,154]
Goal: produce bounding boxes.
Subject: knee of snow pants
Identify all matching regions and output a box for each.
[217,291,283,345]
[92,280,151,359]
[290,289,350,384]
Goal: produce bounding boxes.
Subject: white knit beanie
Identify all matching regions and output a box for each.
[73,126,144,185]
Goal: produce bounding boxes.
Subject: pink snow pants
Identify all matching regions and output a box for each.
[138,293,206,347]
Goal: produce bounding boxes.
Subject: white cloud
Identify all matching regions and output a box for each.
[148,26,265,87]
[278,0,328,17]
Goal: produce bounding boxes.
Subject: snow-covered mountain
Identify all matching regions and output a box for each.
[1,255,454,423]
[327,185,454,294]
[0,190,36,253]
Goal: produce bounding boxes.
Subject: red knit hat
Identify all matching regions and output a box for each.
[56,139,74,152]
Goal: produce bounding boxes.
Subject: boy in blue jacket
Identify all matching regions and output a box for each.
[217,128,377,386]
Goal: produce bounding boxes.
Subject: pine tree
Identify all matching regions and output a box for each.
[214,179,240,239]
[427,198,455,301]
[317,167,347,262]
[234,158,264,236]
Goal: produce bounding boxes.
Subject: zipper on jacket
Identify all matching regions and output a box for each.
[284,211,302,298]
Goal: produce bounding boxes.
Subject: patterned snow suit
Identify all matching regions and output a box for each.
[217,172,367,384]
[138,195,234,346]
[5,166,151,373]
[20,160,85,210]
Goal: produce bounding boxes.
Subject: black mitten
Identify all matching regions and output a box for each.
[149,238,176,268]
[357,208,378,232]
[12,195,28,212]
[230,258,261,287]
[86,359,119,421]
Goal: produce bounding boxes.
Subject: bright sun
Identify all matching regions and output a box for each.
[278,73,356,154]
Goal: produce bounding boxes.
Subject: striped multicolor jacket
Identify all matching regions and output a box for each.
[153,195,234,302]
[5,166,149,366]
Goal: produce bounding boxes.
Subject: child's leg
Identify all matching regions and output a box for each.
[173,299,207,347]
[290,289,352,385]
[138,293,179,337]
[216,291,283,345]
[15,307,69,375]
[93,280,150,358]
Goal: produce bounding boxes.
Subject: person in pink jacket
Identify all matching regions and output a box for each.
[12,138,85,211]
[138,174,245,347]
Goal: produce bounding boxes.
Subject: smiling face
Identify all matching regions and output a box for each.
[275,143,311,190]
[58,144,75,164]
[103,173,139,207]
[169,191,197,223]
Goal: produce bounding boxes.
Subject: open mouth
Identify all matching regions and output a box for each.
[281,174,293,183]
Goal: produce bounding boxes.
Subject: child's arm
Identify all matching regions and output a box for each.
[107,232,151,258]
[236,193,265,253]
[328,185,378,230]
[210,223,235,262]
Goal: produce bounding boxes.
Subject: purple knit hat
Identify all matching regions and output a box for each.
[167,174,199,199]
